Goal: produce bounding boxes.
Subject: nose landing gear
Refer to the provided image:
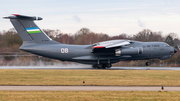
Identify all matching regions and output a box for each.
[145,62,151,66]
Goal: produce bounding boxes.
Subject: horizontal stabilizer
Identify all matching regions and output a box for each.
[3,14,42,21]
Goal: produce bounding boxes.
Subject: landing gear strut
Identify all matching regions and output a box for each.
[145,62,151,66]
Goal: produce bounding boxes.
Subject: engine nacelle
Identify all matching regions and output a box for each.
[115,48,143,56]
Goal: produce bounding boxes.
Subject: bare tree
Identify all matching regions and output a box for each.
[42,29,61,39]
[55,34,74,44]
[165,35,174,46]
[109,33,127,40]
[74,28,91,39]
[134,29,152,41]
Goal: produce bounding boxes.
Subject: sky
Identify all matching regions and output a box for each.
[0,0,180,37]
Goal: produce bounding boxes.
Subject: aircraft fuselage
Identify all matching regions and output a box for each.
[19,41,176,65]
[4,14,177,68]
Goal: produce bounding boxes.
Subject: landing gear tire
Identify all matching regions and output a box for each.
[102,64,107,69]
[92,65,97,68]
[97,65,103,69]
[106,64,112,68]
[146,62,151,66]
[92,65,102,69]
[100,64,112,69]
[92,64,112,69]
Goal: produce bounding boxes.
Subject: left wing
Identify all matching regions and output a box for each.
[92,40,131,49]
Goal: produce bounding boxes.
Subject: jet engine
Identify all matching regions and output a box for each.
[115,48,143,56]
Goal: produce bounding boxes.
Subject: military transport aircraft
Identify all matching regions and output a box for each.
[3,14,177,69]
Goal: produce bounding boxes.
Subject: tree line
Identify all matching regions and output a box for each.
[45,28,180,47]
[0,28,179,52]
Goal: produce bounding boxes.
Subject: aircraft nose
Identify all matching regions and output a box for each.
[174,48,177,53]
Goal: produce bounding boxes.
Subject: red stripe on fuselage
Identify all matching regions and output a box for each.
[93,46,104,49]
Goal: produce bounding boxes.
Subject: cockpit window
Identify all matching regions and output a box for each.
[164,43,170,47]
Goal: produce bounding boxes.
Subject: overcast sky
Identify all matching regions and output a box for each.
[1,0,180,37]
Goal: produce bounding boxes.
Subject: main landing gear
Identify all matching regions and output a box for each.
[145,62,151,66]
[92,64,112,69]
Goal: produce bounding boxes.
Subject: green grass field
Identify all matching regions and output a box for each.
[0,69,180,86]
[0,69,180,101]
[0,91,179,101]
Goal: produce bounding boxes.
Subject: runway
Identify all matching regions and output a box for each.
[0,66,180,70]
[0,66,179,91]
[0,86,179,91]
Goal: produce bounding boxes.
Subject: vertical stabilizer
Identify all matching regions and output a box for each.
[4,14,58,44]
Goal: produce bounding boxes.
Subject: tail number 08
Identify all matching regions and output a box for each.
[61,48,68,53]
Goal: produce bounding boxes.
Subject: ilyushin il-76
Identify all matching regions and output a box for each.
[3,14,177,69]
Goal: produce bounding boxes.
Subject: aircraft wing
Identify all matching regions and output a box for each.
[92,40,131,49]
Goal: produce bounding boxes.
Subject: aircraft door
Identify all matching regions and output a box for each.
[74,47,78,57]
[150,47,154,57]
[153,47,160,57]
[143,45,153,58]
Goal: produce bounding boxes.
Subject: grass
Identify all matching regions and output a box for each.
[0,91,180,101]
[0,69,179,86]
[0,70,180,101]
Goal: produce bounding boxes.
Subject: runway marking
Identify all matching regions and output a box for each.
[0,86,180,91]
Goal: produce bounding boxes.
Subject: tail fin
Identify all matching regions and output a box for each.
[3,14,58,44]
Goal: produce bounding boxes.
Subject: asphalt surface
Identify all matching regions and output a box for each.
[0,86,179,91]
[0,66,180,70]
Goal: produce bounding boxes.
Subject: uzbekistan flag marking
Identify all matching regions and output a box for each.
[25,27,41,34]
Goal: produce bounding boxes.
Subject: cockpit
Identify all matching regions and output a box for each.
[163,43,170,47]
